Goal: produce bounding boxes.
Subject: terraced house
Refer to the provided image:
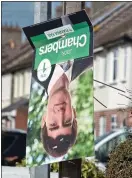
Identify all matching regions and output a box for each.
[2,2,132,138]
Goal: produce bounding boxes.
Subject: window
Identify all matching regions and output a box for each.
[104,54,107,82]
[99,116,106,136]
[11,118,15,129]
[98,55,105,85]
[106,51,113,83]
[13,72,24,100]
[124,46,128,79]
[13,69,31,100]
[111,115,117,130]
[113,48,118,81]
[2,119,6,130]
[24,69,31,96]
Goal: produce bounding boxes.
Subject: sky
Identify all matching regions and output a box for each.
[2,2,91,41]
[2,2,34,27]
[2,2,34,41]
[1,2,62,41]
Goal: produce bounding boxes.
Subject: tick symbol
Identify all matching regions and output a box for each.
[43,62,46,72]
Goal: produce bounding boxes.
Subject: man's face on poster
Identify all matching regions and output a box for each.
[43,88,76,139]
[41,69,78,158]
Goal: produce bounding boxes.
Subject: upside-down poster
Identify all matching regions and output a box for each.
[23,10,94,166]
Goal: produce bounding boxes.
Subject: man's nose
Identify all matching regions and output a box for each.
[54,104,65,113]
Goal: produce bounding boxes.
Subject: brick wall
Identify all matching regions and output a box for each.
[94,107,131,137]
[15,107,28,131]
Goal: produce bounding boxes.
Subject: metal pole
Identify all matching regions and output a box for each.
[59,159,82,178]
[59,2,83,178]
[64,2,82,14]
[30,2,50,178]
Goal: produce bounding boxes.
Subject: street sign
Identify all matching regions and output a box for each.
[23,10,94,166]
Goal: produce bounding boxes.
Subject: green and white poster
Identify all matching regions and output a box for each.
[23,10,94,166]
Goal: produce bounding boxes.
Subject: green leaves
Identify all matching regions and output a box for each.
[67,69,94,159]
[106,138,132,178]
[50,159,105,178]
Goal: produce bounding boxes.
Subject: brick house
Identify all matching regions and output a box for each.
[2,2,132,136]
[94,2,132,138]
[2,25,32,131]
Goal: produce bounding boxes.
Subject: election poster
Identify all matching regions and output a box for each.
[23,10,94,166]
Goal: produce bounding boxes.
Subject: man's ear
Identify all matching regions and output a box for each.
[41,115,46,128]
[72,107,77,119]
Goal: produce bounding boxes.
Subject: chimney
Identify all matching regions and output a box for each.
[55,5,63,18]
[2,23,22,46]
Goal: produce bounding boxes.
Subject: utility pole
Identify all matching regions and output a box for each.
[59,3,84,178]
[63,2,85,15]
[30,2,52,178]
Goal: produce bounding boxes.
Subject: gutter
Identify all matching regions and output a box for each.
[94,46,104,54]
[93,2,126,26]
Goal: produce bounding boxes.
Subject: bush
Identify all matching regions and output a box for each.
[50,159,105,178]
[106,137,132,178]
[81,159,105,178]
[50,162,59,172]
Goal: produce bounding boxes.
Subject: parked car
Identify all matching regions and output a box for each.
[2,129,26,166]
[94,129,128,166]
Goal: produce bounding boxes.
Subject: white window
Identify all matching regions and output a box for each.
[19,72,24,97]
[124,46,128,80]
[24,69,31,96]
[118,45,129,82]
[13,70,30,100]
[106,48,119,83]
[106,51,113,83]
[11,118,15,129]
[99,116,106,136]
[14,75,18,99]
[2,119,6,130]
[98,55,105,86]
[104,54,107,82]
[111,115,117,131]
[112,48,118,81]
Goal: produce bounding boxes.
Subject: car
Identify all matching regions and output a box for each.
[94,129,128,166]
[2,129,27,166]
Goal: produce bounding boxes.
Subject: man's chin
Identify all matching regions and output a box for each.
[51,87,68,96]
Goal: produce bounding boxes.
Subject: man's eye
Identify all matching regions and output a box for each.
[65,119,71,124]
[64,120,72,126]
[50,123,56,127]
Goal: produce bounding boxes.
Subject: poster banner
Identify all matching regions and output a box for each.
[23,10,94,166]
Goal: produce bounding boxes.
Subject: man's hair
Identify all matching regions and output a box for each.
[41,119,77,157]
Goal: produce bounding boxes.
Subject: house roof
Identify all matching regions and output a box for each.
[2,2,132,75]
[2,41,33,75]
[2,98,29,113]
[94,2,132,48]
[2,25,21,33]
